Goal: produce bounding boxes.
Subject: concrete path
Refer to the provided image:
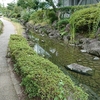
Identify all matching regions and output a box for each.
[0,18,21,100]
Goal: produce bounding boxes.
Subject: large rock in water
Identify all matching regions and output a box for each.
[65,63,92,75]
[80,38,100,57]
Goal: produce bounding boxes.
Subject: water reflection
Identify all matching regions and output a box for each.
[34,43,51,58]
[49,48,58,56]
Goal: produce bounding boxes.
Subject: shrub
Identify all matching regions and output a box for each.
[0,12,2,16]
[57,18,69,29]
[11,13,20,18]
[0,20,3,34]
[21,10,30,23]
[30,10,58,24]
[56,18,69,36]
[30,10,44,23]
[70,6,100,34]
[8,34,88,100]
[46,10,58,23]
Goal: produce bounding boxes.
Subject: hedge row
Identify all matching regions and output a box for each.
[8,34,88,100]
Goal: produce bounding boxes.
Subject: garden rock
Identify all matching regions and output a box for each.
[25,22,63,39]
[93,56,100,60]
[66,24,70,33]
[80,49,87,53]
[63,34,70,43]
[65,63,92,75]
[49,30,60,39]
[95,27,100,38]
[79,38,100,57]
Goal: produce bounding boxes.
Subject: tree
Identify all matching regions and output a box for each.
[46,0,57,12]
[39,2,49,10]
[7,3,16,11]
[17,0,39,10]
[45,0,62,12]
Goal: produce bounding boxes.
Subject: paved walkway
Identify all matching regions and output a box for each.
[0,18,21,100]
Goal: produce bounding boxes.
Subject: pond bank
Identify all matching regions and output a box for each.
[23,22,100,100]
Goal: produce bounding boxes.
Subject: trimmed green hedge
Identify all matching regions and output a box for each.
[8,34,88,100]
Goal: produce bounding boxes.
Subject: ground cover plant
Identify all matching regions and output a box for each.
[8,34,88,100]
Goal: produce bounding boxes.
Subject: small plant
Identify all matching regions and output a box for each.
[57,18,69,29]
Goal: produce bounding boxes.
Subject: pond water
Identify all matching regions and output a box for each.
[29,32,100,100]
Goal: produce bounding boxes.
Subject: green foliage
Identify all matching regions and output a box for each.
[30,10,45,23]
[0,20,3,34]
[17,0,39,10]
[56,18,69,36]
[58,3,98,15]
[69,5,100,42]
[57,18,69,29]
[10,18,19,22]
[0,12,2,16]
[46,0,57,12]
[46,10,58,23]
[7,3,16,11]
[8,34,88,100]
[60,30,67,36]
[39,2,50,10]
[21,10,30,22]
[30,10,57,24]
[5,3,22,18]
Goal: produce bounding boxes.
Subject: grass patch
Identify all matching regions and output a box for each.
[12,21,24,35]
[8,34,88,100]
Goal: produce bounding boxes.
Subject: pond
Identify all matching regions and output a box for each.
[29,31,100,100]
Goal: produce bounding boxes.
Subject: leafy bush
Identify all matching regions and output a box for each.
[30,10,58,24]
[30,10,45,23]
[10,13,20,18]
[46,10,58,23]
[8,34,88,100]
[57,18,69,29]
[56,18,69,36]
[0,20,3,34]
[21,10,30,23]
[70,6,100,34]
[0,12,2,16]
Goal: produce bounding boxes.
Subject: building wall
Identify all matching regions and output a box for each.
[79,0,99,5]
[60,0,70,7]
[61,0,100,7]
